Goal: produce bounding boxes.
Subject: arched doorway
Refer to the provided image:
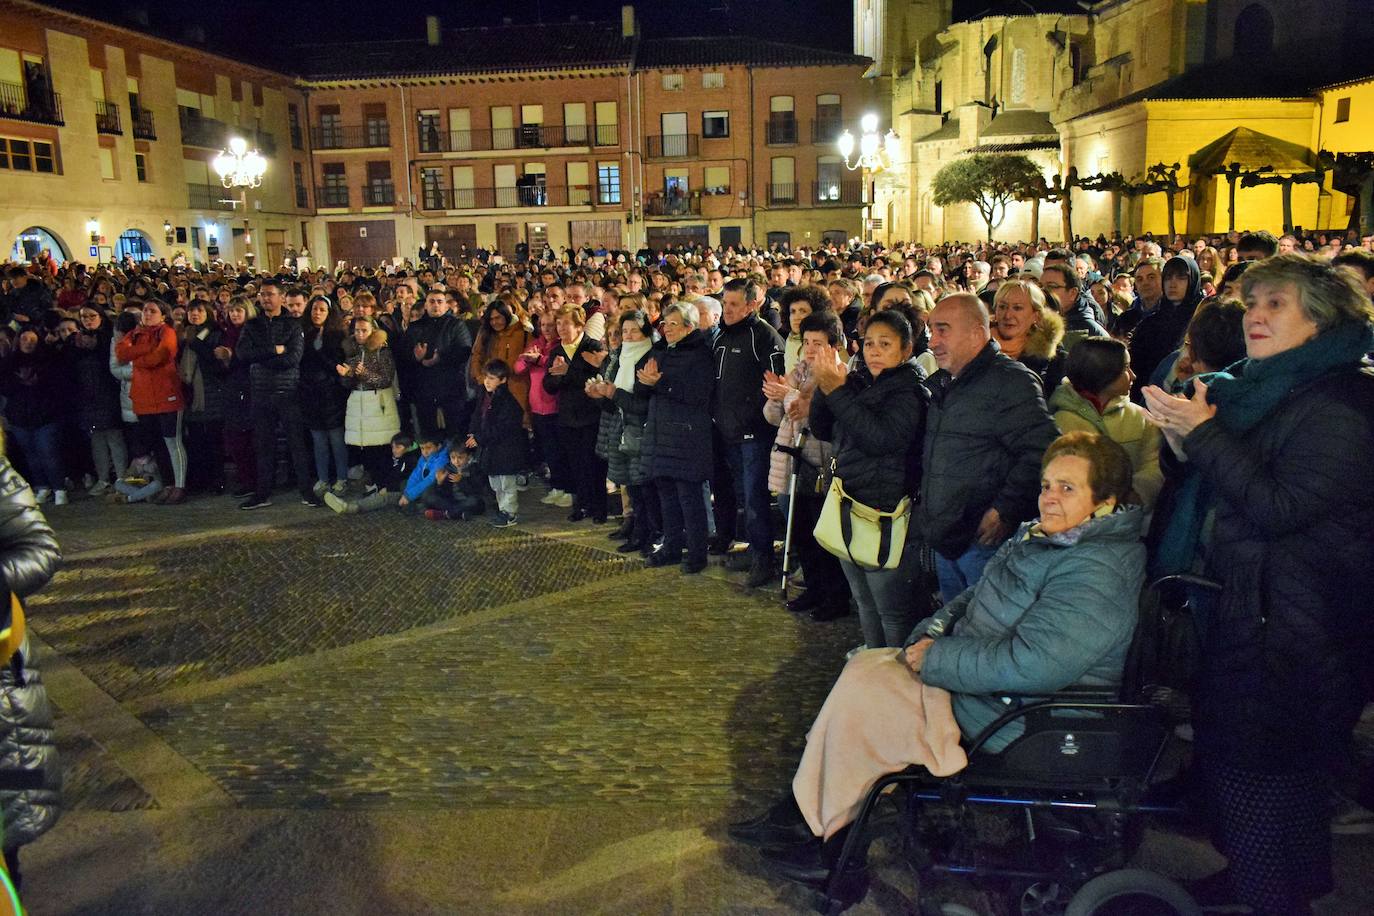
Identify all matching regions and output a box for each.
[115,229,155,262]
[9,226,69,264]
[1234,4,1275,55]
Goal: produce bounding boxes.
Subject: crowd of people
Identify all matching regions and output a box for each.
[2,223,1374,913]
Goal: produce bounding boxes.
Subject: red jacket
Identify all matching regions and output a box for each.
[115,324,183,415]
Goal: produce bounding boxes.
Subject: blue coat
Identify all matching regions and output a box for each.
[910,508,1146,751]
[403,449,450,501]
[640,330,714,482]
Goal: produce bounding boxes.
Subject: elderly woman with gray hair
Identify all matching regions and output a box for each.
[636,300,714,574]
[1143,253,1374,915]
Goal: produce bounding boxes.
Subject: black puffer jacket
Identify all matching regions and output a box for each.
[402,312,473,398]
[918,342,1060,559]
[1186,366,1374,773]
[542,336,606,429]
[235,310,304,402]
[712,312,785,444]
[0,455,63,848]
[640,330,714,482]
[610,345,658,485]
[299,329,348,431]
[809,361,927,512]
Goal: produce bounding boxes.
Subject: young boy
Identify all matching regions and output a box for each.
[421,445,486,521]
[111,453,164,504]
[467,358,528,528]
[323,434,417,514]
[398,434,450,514]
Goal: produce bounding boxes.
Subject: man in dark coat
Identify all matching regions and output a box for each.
[1041,264,1108,343]
[713,278,786,587]
[919,293,1060,602]
[402,286,474,440]
[235,278,317,508]
[1129,255,1202,401]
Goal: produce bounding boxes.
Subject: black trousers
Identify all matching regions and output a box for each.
[562,423,607,519]
[658,477,709,565]
[414,389,473,442]
[252,390,313,500]
[709,426,737,543]
[629,480,662,545]
[789,489,850,604]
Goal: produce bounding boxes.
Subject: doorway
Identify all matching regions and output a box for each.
[496,223,519,259]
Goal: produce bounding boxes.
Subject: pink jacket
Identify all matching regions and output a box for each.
[515,335,559,416]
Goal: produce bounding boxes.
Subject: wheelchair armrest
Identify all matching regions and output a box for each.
[963,695,1154,758]
[1150,573,1221,593]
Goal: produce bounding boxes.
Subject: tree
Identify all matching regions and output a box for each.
[931,154,1043,242]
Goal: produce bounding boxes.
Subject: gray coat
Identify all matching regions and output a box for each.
[0,457,63,848]
[909,508,1146,751]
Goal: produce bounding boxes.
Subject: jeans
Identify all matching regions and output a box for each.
[657,477,709,565]
[9,424,64,490]
[310,427,349,485]
[839,542,925,648]
[723,436,774,562]
[89,427,128,485]
[489,474,519,516]
[252,390,314,500]
[934,540,1001,604]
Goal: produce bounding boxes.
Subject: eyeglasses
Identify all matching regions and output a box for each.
[1041,283,1069,292]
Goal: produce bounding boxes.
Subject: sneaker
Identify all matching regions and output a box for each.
[1332,791,1374,835]
[312,480,327,496]
[540,488,562,505]
[330,480,348,495]
[81,473,95,490]
[53,490,69,506]
[229,488,254,500]
[489,511,517,528]
[517,474,530,492]
[301,494,325,508]
[424,509,450,521]
[33,488,51,504]
[323,492,349,514]
[554,492,574,508]
[239,496,272,510]
[161,487,186,505]
[88,480,110,497]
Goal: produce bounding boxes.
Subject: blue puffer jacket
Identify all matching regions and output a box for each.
[908,508,1146,752]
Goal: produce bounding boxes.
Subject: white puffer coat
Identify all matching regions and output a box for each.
[342,330,401,447]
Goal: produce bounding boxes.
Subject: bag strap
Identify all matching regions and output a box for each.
[838,494,861,567]
[876,515,893,568]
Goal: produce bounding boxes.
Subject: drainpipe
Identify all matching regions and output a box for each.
[748,66,756,248]
[400,82,415,261]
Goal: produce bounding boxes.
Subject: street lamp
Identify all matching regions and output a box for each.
[212,136,267,266]
[837,113,900,173]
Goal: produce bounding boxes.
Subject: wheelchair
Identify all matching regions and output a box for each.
[811,575,1217,916]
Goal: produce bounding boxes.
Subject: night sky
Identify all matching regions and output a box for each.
[50,0,860,68]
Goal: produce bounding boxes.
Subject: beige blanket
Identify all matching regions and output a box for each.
[792,648,968,840]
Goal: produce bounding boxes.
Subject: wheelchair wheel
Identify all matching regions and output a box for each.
[1063,869,1201,916]
[1013,881,1073,916]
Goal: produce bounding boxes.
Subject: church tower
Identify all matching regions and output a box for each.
[854,0,952,76]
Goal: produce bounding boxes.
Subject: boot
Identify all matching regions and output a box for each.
[746,554,779,589]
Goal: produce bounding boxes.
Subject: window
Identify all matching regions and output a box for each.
[287,103,302,149]
[564,102,588,144]
[321,162,347,207]
[365,161,393,205]
[363,103,388,146]
[98,146,116,180]
[420,166,443,208]
[292,161,307,208]
[491,106,514,149]
[418,109,442,152]
[1335,97,1351,123]
[448,108,471,151]
[768,96,797,144]
[702,72,724,89]
[662,73,684,91]
[702,110,730,138]
[567,161,591,205]
[135,152,148,182]
[597,162,621,204]
[815,93,841,142]
[0,138,57,173]
[704,165,730,195]
[594,101,618,146]
[317,105,342,147]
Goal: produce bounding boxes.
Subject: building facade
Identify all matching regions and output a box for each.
[1,2,874,268]
[862,0,1374,244]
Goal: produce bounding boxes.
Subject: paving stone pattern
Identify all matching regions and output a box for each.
[30,513,641,702]
[141,570,859,809]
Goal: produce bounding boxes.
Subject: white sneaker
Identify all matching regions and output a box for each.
[312,480,327,496]
[81,473,95,490]
[53,490,68,506]
[330,480,347,494]
[323,491,349,514]
[540,489,562,505]
[88,481,110,496]
[33,488,51,503]
[554,492,574,508]
[844,644,869,660]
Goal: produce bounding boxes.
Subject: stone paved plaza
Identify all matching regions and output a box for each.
[17,494,1374,915]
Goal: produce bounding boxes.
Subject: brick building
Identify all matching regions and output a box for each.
[1,2,875,268]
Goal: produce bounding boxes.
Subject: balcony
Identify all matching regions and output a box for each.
[765,118,799,145]
[187,182,235,211]
[132,108,156,140]
[415,123,593,154]
[811,180,863,206]
[94,99,122,134]
[0,80,63,126]
[311,123,390,150]
[316,185,351,208]
[178,107,227,148]
[644,193,702,218]
[595,123,618,146]
[362,181,396,206]
[249,129,277,156]
[419,185,592,211]
[812,118,844,145]
[645,134,699,159]
[767,182,799,206]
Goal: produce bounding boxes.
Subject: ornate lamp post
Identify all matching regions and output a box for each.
[837,114,900,241]
[212,136,267,267]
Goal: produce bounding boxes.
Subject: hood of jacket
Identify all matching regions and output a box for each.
[1162,255,1203,311]
[1048,379,1133,429]
[1022,503,1146,548]
[1024,309,1065,361]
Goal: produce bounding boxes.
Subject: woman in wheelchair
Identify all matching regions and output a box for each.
[731,431,1146,883]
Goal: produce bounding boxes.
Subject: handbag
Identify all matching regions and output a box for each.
[619,422,644,456]
[813,476,911,571]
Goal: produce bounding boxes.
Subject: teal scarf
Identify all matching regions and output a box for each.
[1204,320,1374,433]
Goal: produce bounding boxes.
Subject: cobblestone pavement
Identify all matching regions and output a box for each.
[16,493,1374,915]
